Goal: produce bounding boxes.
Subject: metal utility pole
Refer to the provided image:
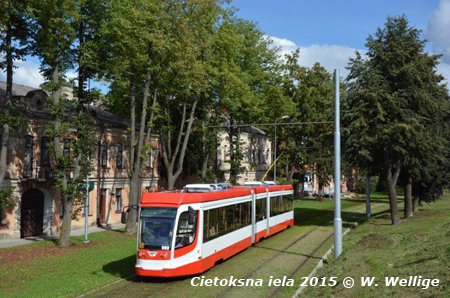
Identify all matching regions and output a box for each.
[84,155,90,243]
[334,69,342,259]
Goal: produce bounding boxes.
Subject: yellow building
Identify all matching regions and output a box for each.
[0,82,159,239]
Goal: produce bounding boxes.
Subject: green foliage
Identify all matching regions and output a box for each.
[355,175,379,194]
[344,15,449,207]
[0,187,16,209]
[279,49,335,183]
[0,0,32,72]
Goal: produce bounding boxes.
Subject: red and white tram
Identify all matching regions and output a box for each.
[125,184,294,277]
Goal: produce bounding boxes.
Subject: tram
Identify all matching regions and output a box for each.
[122,183,294,277]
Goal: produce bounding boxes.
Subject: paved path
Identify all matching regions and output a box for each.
[0,223,125,249]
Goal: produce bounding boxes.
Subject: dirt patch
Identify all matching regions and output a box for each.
[355,232,396,249]
[0,240,102,269]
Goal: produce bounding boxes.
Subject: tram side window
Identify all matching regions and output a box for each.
[256,198,266,221]
[245,201,251,224]
[270,195,294,217]
[270,197,277,216]
[175,211,197,249]
[279,196,285,214]
[234,204,241,229]
[226,205,234,230]
[203,201,253,243]
[286,195,294,211]
[204,209,219,240]
[218,207,226,235]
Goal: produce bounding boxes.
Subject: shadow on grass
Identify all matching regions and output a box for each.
[102,255,192,284]
[102,254,136,278]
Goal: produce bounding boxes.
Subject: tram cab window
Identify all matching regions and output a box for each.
[175,211,197,249]
[139,207,176,250]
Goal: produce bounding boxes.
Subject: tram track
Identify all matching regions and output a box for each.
[215,203,374,298]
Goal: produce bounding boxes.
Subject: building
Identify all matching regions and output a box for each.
[0,82,159,240]
[216,126,272,184]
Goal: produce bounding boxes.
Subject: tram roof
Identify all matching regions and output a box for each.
[141,184,293,206]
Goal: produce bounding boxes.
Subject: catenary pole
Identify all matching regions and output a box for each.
[334,69,342,259]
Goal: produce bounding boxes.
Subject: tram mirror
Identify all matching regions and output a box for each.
[121,211,127,224]
[188,206,195,225]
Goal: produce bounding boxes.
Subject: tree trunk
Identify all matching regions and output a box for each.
[201,120,208,182]
[412,196,419,212]
[52,67,70,247]
[166,100,198,190]
[1,24,13,185]
[404,173,412,219]
[58,193,74,247]
[386,178,400,224]
[130,67,136,172]
[125,68,151,234]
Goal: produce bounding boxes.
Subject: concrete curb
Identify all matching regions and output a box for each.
[0,223,125,249]
[291,221,361,297]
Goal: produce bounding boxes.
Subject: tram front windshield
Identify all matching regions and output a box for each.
[139,207,177,250]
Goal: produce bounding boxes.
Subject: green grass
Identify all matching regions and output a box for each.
[0,195,396,298]
[0,230,137,298]
[304,193,450,298]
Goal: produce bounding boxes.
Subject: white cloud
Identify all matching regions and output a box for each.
[269,36,363,79]
[0,57,45,88]
[426,0,450,87]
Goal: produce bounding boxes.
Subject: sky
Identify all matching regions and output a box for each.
[232,0,450,86]
[1,0,449,92]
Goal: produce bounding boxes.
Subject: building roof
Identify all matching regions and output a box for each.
[0,81,130,130]
[0,81,43,97]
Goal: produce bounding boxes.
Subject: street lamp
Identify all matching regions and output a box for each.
[274,115,289,182]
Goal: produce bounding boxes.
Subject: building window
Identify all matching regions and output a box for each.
[24,135,33,177]
[115,188,122,212]
[116,143,123,168]
[101,142,108,168]
[40,137,50,166]
[63,139,71,156]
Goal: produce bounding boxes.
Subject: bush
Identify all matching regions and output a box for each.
[355,176,379,194]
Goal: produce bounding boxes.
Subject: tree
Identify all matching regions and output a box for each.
[210,12,285,183]
[279,49,335,197]
[31,0,100,246]
[158,0,223,190]
[0,0,31,208]
[344,15,448,224]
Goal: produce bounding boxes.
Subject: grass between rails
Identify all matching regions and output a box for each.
[0,196,381,298]
[304,193,450,298]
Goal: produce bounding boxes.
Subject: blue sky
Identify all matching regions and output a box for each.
[232,0,438,48]
[1,0,449,91]
[231,0,450,87]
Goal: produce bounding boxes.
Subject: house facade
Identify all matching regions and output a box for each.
[0,82,160,240]
[216,126,272,184]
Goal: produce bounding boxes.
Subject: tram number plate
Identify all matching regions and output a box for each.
[161,246,170,251]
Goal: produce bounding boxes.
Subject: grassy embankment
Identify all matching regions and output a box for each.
[304,192,450,298]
